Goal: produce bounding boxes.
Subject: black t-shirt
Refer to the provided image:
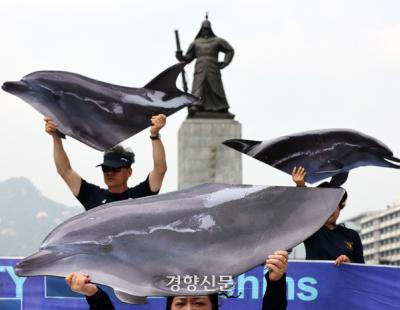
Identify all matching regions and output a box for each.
[304,224,365,263]
[77,176,158,211]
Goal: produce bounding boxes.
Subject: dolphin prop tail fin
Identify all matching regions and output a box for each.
[114,290,148,304]
[223,139,261,153]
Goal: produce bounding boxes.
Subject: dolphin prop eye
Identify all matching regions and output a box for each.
[2,63,197,151]
[223,129,400,185]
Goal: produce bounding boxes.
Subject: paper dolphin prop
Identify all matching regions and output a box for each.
[16,183,344,304]
[223,129,400,186]
[2,62,196,151]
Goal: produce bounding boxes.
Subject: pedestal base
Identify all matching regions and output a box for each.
[178,118,242,189]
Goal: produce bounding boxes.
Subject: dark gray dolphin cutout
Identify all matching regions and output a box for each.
[16,183,343,303]
[2,62,196,151]
[223,129,400,185]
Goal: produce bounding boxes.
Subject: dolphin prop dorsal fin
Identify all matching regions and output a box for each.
[114,289,148,304]
[144,62,186,93]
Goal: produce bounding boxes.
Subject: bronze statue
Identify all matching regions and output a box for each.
[176,16,234,118]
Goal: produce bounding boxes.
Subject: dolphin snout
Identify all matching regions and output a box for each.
[2,81,29,93]
[15,249,60,277]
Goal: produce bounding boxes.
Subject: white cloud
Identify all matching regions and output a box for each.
[36,211,49,219]
[1,228,16,236]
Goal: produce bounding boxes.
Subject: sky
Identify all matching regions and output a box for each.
[0,0,399,221]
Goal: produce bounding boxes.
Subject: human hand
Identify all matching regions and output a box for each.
[266,250,288,281]
[335,255,350,266]
[150,114,166,136]
[66,272,98,296]
[292,166,306,187]
[44,116,60,138]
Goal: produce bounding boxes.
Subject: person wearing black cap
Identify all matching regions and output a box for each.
[44,114,167,210]
[292,167,364,265]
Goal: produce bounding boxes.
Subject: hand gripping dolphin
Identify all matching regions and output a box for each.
[2,62,196,151]
[15,183,344,304]
[223,129,400,186]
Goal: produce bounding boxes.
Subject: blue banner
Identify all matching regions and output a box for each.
[0,258,399,309]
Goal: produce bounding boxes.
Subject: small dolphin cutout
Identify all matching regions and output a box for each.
[15,183,343,303]
[223,129,400,186]
[2,62,197,151]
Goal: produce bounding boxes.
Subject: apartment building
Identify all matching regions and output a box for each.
[361,200,400,265]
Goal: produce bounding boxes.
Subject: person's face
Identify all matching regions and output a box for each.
[171,296,212,310]
[325,205,341,226]
[102,166,132,189]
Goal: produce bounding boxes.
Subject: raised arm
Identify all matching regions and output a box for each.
[66,272,115,310]
[44,117,81,196]
[263,250,288,310]
[148,114,167,193]
[176,42,196,63]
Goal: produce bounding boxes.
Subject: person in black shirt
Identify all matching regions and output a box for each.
[65,251,289,310]
[292,167,364,265]
[44,114,167,210]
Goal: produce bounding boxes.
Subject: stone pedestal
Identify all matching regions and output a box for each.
[178,118,242,189]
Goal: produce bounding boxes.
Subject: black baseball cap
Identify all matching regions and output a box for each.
[96,152,133,168]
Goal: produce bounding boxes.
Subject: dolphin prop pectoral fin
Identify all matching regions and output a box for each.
[114,290,148,304]
[329,172,349,187]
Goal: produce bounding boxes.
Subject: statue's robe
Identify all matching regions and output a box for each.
[184,36,234,112]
